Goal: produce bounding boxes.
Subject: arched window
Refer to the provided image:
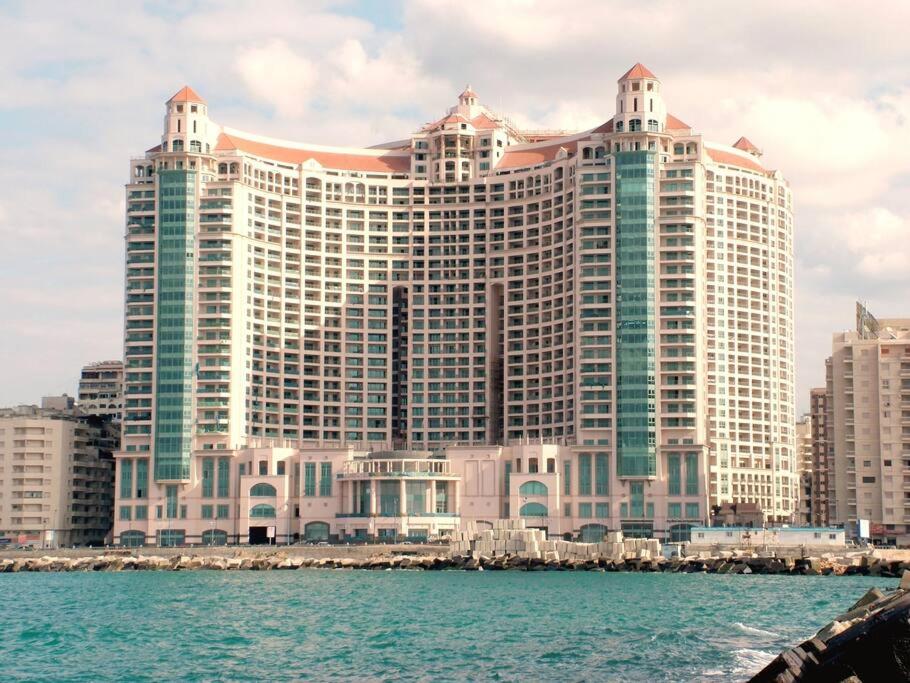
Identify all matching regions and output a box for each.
[250,483,277,497]
[304,521,330,541]
[615,121,624,132]
[674,143,685,155]
[202,529,228,545]
[519,481,548,496]
[172,139,184,151]
[120,530,146,547]
[218,163,228,174]
[647,119,659,132]
[229,162,238,174]
[629,119,642,132]
[582,147,593,160]
[250,504,276,518]
[528,458,539,473]
[669,523,694,543]
[580,523,607,543]
[519,502,548,517]
[594,146,606,159]
[546,459,556,473]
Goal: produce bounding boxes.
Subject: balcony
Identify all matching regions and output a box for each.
[336,458,456,479]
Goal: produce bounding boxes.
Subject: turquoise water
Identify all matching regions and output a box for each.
[0,572,897,682]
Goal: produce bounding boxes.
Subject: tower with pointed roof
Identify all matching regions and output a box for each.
[615,62,667,134]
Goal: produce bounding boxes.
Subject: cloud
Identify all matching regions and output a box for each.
[235,40,319,117]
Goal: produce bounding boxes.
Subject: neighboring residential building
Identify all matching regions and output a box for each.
[808,387,831,526]
[114,63,796,546]
[795,414,813,525]
[826,303,910,544]
[77,360,124,419]
[0,399,115,547]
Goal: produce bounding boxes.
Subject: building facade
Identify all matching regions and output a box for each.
[795,414,813,525]
[78,360,124,419]
[826,304,910,544]
[0,400,115,547]
[114,63,795,546]
[808,387,831,526]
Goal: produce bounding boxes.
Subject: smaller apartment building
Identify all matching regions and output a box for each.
[0,401,115,547]
[114,443,707,546]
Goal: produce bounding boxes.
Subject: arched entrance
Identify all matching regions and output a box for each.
[304,521,330,542]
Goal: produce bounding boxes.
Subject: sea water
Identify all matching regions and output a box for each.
[0,571,896,681]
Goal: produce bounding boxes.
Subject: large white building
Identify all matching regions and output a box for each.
[114,63,795,546]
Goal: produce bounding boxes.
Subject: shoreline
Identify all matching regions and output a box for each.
[2,547,909,575]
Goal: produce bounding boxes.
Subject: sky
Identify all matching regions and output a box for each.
[0,0,908,414]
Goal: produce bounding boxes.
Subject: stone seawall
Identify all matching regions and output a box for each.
[3,552,910,574]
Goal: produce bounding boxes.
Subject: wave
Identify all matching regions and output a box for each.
[733,648,776,674]
[734,622,780,638]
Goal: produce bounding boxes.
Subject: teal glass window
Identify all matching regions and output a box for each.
[578,453,592,495]
[563,461,571,495]
[520,502,548,517]
[435,482,447,513]
[304,463,316,496]
[136,459,148,498]
[379,481,400,516]
[250,504,276,518]
[685,453,698,495]
[304,522,330,541]
[135,505,147,521]
[250,483,277,497]
[201,504,213,519]
[405,481,425,514]
[594,453,609,495]
[630,481,645,518]
[119,505,131,521]
[121,530,145,547]
[668,454,681,496]
[217,458,230,497]
[614,151,657,478]
[120,460,133,499]
[519,481,548,496]
[580,523,607,542]
[319,462,332,496]
[158,529,185,547]
[201,458,214,498]
[668,502,682,519]
[203,529,228,545]
[595,502,609,518]
[216,504,230,519]
[358,481,371,514]
[152,170,196,482]
[165,485,178,519]
[620,502,628,517]
[578,502,592,518]
[685,502,700,519]
[564,503,571,518]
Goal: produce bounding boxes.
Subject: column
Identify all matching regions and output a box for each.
[454,480,461,515]
[428,480,436,514]
[346,480,354,515]
[400,479,407,515]
[370,480,377,516]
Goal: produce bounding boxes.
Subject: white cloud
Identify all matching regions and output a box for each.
[235,40,319,117]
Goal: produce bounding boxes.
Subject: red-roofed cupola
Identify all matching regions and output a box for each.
[168,85,206,105]
[619,62,657,81]
[615,63,665,133]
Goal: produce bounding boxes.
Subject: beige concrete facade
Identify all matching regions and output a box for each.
[796,414,813,525]
[77,360,124,419]
[809,386,831,526]
[115,63,795,546]
[0,402,114,547]
[826,304,910,543]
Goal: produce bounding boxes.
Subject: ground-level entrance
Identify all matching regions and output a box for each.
[249,526,271,545]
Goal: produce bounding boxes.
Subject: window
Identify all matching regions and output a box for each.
[216,504,230,519]
[202,458,214,498]
[277,461,286,476]
[668,502,682,519]
[520,502,548,517]
[319,462,332,496]
[135,505,147,521]
[862,476,876,484]
[685,453,698,495]
[136,459,147,498]
[304,462,316,496]
[166,485,178,519]
[668,454,681,495]
[201,504,213,519]
[594,453,609,495]
[217,458,230,497]
[630,481,644,517]
[250,504,276,518]
[119,506,131,521]
[120,460,133,499]
[595,502,609,518]
[250,483,277,497]
[563,461,571,495]
[685,502,699,519]
[519,481,548,496]
[578,453,592,495]
[258,461,268,475]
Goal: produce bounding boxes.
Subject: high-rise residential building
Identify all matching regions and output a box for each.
[795,414,813,525]
[0,398,115,547]
[826,303,910,544]
[808,387,831,526]
[115,63,795,546]
[78,360,124,419]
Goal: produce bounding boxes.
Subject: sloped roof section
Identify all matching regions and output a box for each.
[666,114,690,130]
[706,147,768,174]
[498,140,579,169]
[168,86,206,104]
[620,63,657,80]
[214,132,411,174]
[733,136,761,155]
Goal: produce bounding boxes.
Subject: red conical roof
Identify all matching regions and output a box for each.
[168,86,206,104]
[619,63,657,80]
